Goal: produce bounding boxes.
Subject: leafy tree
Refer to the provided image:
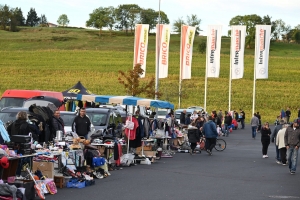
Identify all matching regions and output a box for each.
[158,11,169,24]
[173,17,185,33]
[293,30,300,44]
[229,14,272,48]
[0,4,10,30]
[14,7,25,26]
[295,24,300,30]
[57,14,69,27]
[9,7,19,32]
[106,6,116,35]
[115,4,140,35]
[26,8,40,27]
[187,14,201,35]
[39,14,48,27]
[86,7,110,36]
[118,64,161,98]
[140,8,157,31]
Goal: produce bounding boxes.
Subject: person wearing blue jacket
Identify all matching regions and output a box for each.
[202,116,218,155]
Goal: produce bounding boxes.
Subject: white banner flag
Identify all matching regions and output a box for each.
[133,24,149,78]
[206,25,222,78]
[231,26,246,79]
[255,25,271,79]
[180,25,196,80]
[156,24,171,78]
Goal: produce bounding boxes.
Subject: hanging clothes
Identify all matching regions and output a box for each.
[138,116,145,138]
[143,118,150,138]
[125,116,139,140]
[0,120,10,143]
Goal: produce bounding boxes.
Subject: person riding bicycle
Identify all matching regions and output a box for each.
[202,115,218,155]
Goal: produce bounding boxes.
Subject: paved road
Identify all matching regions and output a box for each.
[47,125,300,200]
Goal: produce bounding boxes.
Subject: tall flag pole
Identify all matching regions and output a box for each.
[155,0,161,99]
[204,25,222,112]
[229,26,246,111]
[252,25,271,115]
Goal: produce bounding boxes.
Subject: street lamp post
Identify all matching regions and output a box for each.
[155,0,161,101]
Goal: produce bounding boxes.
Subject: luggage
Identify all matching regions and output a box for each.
[10,135,31,143]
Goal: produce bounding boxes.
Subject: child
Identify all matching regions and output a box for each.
[274,115,280,126]
[217,125,222,136]
[232,119,238,130]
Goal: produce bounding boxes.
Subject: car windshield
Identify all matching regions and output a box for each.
[60,113,76,126]
[0,112,18,123]
[157,110,168,116]
[175,112,192,119]
[0,98,26,109]
[86,113,108,126]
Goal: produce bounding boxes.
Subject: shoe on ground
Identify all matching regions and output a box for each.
[276,160,282,164]
[290,171,295,175]
[265,155,269,158]
[262,155,266,158]
[282,163,287,166]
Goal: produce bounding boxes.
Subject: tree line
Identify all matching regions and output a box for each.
[1,4,299,44]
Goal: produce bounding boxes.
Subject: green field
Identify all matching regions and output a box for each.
[0,27,300,123]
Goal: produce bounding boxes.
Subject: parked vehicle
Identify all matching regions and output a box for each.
[23,96,65,111]
[187,106,204,112]
[0,89,64,110]
[174,109,195,124]
[85,108,123,137]
[156,108,171,119]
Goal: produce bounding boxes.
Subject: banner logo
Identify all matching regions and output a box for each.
[259,29,266,65]
[234,30,241,65]
[210,29,217,64]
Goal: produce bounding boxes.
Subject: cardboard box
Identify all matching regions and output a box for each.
[32,161,54,178]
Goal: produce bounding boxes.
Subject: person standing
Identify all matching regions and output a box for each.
[250,113,259,139]
[298,108,300,119]
[190,110,198,122]
[280,109,286,121]
[224,111,232,137]
[188,122,200,155]
[284,119,300,174]
[180,110,186,125]
[261,122,271,158]
[52,110,65,134]
[276,124,289,165]
[72,108,91,139]
[285,107,291,124]
[256,112,261,131]
[202,116,218,156]
[239,109,245,129]
[185,114,191,125]
[271,119,284,164]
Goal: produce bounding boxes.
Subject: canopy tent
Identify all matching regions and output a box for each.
[62,81,93,100]
[77,95,174,109]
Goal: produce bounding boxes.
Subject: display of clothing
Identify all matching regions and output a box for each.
[125,116,139,140]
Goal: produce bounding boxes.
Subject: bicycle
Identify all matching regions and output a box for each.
[198,137,226,151]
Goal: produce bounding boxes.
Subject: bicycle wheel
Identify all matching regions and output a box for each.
[214,138,226,151]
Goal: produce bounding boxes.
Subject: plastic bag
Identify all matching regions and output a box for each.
[120,154,134,166]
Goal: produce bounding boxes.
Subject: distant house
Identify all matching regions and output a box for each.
[47,23,58,28]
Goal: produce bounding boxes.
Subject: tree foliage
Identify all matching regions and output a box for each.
[197,40,206,54]
[187,14,201,35]
[57,14,69,27]
[26,8,39,27]
[86,7,110,36]
[118,64,162,98]
[0,5,24,31]
[0,4,10,30]
[39,14,48,27]
[173,17,185,33]
[115,4,140,35]
[229,14,274,48]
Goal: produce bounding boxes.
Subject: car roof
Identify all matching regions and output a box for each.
[175,109,195,113]
[60,111,76,115]
[85,108,112,113]
[0,107,28,112]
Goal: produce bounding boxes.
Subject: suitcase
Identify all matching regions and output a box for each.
[10,135,31,143]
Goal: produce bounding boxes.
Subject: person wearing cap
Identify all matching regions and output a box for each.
[271,119,285,164]
[284,119,300,174]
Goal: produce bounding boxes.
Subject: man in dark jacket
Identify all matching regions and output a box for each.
[224,112,232,137]
[271,119,284,164]
[202,116,218,155]
[52,110,65,134]
[239,109,245,129]
[285,107,291,124]
[72,108,91,139]
[284,119,300,174]
[180,110,186,125]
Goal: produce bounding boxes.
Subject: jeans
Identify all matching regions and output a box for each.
[240,119,245,129]
[224,124,229,136]
[251,126,257,138]
[190,143,197,152]
[205,138,216,152]
[279,148,287,164]
[287,147,299,172]
[275,143,281,161]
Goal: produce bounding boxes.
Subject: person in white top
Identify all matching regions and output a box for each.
[276,124,289,165]
[190,110,198,122]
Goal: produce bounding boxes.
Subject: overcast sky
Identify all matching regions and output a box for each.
[3,0,300,35]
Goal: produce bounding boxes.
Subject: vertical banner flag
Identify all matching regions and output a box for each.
[180,25,196,79]
[231,26,246,79]
[156,24,171,78]
[133,24,149,78]
[206,25,222,78]
[255,25,271,79]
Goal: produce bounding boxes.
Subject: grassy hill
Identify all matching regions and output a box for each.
[0,27,300,123]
